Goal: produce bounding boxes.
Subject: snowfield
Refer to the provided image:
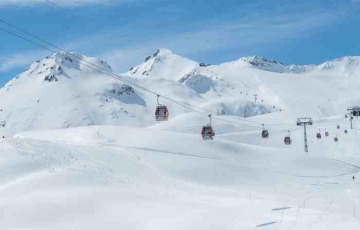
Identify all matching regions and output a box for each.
[0,49,360,229]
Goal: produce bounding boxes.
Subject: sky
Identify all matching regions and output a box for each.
[0,0,360,86]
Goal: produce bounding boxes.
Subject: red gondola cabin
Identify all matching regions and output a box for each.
[155,105,169,121]
[201,125,215,140]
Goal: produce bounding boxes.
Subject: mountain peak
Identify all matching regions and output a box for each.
[221,55,290,73]
[317,56,360,74]
[154,48,173,56]
[3,52,113,93]
[238,55,360,74]
[128,48,198,80]
[25,52,112,82]
[143,48,175,62]
[240,56,281,65]
[52,51,112,72]
[221,55,318,73]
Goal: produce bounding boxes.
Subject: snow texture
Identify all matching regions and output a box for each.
[1,49,360,229]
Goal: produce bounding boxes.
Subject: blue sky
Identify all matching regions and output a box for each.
[0,0,360,86]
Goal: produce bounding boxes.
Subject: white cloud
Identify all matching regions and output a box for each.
[0,1,354,74]
[100,46,159,72]
[99,8,348,71]
[0,51,49,73]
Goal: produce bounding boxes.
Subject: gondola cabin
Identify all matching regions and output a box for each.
[337,125,340,129]
[155,105,169,121]
[334,137,339,142]
[262,129,269,138]
[316,133,322,139]
[284,136,291,145]
[352,109,360,117]
[325,131,329,137]
[344,129,348,134]
[201,125,215,140]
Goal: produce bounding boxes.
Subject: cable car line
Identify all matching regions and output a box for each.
[0,24,211,117]
[0,18,291,127]
[44,0,62,8]
[0,18,226,117]
[1,10,360,224]
[0,23,262,132]
[0,21,354,144]
[0,20,338,137]
[0,18,320,135]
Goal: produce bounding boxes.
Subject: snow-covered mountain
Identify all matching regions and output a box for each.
[220,56,315,73]
[0,52,147,136]
[2,49,360,230]
[128,48,198,80]
[1,48,360,138]
[0,49,276,136]
[316,56,360,74]
[128,49,360,118]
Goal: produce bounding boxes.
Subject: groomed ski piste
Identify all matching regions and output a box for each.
[1,49,360,229]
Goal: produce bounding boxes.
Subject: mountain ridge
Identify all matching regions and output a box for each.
[127,48,360,77]
[1,48,360,137]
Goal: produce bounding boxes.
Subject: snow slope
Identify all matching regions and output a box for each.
[0,122,358,230]
[1,49,360,229]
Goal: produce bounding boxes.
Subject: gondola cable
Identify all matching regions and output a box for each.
[0,19,299,133]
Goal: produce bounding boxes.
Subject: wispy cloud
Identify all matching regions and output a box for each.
[0,50,49,73]
[99,6,350,71]
[0,0,138,8]
[0,0,356,74]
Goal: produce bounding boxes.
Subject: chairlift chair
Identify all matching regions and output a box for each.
[155,95,169,121]
[201,114,215,140]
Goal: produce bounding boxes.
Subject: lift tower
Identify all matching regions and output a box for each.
[347,107,360,129]
[297,118,313,153]
[253,94,258,104]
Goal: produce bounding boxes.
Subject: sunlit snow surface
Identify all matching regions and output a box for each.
[1,50,360,229]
